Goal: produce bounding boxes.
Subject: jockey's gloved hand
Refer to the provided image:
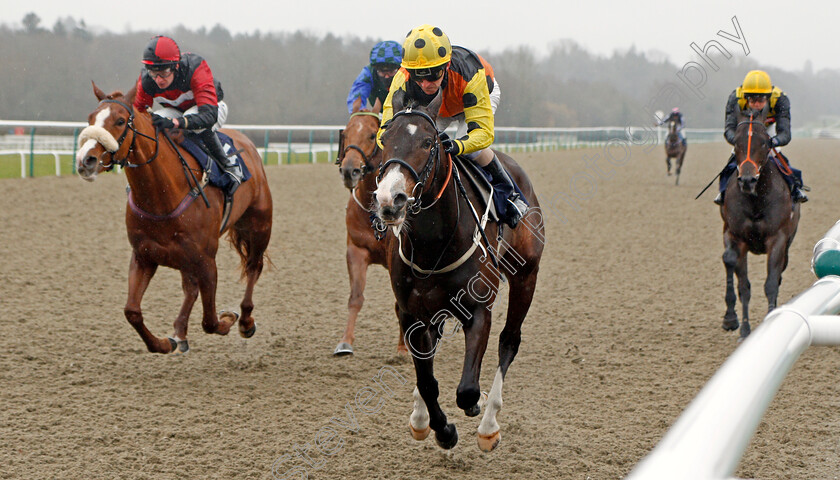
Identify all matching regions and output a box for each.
[151,114,177,130]
[770,136,780,148]
[438,132,461,155]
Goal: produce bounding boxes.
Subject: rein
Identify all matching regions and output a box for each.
[379,107,497,274]
[737,114,764,176]
[96,99,160,169]
[377,108,450,213]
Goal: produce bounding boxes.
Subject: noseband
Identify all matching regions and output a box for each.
[96,99,159,169]
[377,108,450,214]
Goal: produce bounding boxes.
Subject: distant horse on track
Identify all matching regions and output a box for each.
[373,91,545,451]
[720,107,799,340]
[75,83,272,354]
[665,118,687,185]
[333,107,404,356]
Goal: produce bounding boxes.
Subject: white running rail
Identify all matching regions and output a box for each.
[627,222,840,480]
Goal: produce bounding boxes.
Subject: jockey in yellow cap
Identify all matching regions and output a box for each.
[377,24,528,228]
[714,70,806,205]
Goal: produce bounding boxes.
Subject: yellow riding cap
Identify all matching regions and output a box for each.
[741,70,772,95]
[401,24,452,69]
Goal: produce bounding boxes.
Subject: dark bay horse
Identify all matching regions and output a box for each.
[720,108,799,339]
[665,118,686,185]
[333,108,404,356]
[76,83,272,353]
[373,92,545,451]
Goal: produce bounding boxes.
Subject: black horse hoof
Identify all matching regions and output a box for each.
[722,316,739,331]
[177,339,190,353]
[464,403,481,417]
[739,321,751,340]
[435,423,458,450]
[167,337,178,352]
[240,322,256,339]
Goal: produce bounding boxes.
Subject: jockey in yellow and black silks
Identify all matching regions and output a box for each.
[714,70,807,205]
[377,24,528,228]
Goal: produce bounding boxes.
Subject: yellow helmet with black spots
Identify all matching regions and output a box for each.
[742,70,772,95]
[401,24,452,69]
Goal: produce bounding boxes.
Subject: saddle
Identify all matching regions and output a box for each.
[453,156,527,226]
[452,156,499,224]
[179,132,252,191]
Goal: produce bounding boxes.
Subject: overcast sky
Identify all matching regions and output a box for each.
[3,0,835,72]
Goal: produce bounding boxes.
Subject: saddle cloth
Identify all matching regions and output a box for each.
[452,156,526,225]
[179,132,252,191]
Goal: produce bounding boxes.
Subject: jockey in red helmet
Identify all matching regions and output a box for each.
[133,35,243,194]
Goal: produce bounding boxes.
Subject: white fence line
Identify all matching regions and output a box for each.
[0,119,816,178]
[626,222,840,480]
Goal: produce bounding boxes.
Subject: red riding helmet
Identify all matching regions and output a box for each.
[142,36,181,67]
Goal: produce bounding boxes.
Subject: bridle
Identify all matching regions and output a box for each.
[736,113,767,177]
[334,111,381,176]
[96,99,160,169]
[376,107,452,214]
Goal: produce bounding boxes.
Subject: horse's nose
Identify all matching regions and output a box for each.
[393,192,408,211]
[738,176,758,191]
[82,155,98,171]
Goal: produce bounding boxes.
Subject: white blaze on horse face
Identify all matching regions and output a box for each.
[76,107,118,169]
[374,165,406,208]
[406,124,417,136]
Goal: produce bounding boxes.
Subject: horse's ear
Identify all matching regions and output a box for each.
[92,81,107,101]
[392,89,406,112]
[125,85,137,107]
[351,102,361,114]
[371,97,383,115]
[426,90,443,121]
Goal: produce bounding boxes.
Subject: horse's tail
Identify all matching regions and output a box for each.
[227,225,273,280]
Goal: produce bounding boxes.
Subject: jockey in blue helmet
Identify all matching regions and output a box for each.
[346,40,403,114]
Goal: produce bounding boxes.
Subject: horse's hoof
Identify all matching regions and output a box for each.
[409,422,431,441]
[740,322,751,340]
[477,430,501,452]
[239,322,256,339]
[435,423,458,450]
[166,337,178,353]
[722,317,739,331]
[333,342,354,356]
[220,310,240,323]
[177,339,190,354]
[464,403,481,417]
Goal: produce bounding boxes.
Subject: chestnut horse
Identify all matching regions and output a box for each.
[720,108,799,340]
[76,84,272,354]
[373,91,545,451]
[665,118,686,185]
[333,108,404,356]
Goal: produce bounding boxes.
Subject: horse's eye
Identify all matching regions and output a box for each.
[116,118,125,126]
[423,138,433,149]
[369,133,376,141]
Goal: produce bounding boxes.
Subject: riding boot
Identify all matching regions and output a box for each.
[714,153,737,205]
[199,130,243,196]
[482,155,528,228]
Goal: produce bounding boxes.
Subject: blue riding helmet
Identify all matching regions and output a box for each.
[370,40,403,68]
